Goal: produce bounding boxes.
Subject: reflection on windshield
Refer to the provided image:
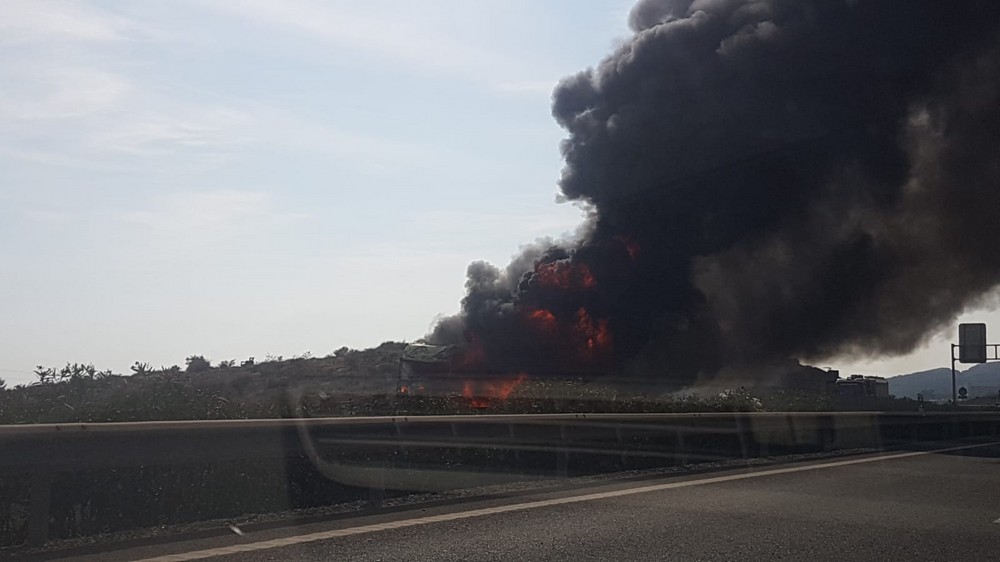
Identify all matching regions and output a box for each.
[2,0,1000,556]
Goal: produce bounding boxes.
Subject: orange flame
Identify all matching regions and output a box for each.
[484,373,528,400]
[461,373,528,408]
[534,260,596,290]
[576,307,612,353]
[527,308,557,330]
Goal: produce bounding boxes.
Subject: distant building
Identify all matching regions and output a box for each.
[834,374,889,408]
[969,385,1000,398]
[918,389,943,402]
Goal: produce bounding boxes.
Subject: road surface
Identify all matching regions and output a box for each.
[46,441,1000,561]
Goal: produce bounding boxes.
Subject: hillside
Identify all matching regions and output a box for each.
[1,342,942,424]
[0,343,408,424]
[889,363,1000,400]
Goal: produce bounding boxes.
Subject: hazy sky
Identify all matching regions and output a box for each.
[0,1,994,385]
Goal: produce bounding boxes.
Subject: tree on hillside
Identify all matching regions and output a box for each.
[185,355,211,373]
[34,366,55,385]
[131,362,152,376]
[33,363,113,384]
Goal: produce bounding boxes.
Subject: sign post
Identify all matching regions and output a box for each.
[953,323,988,406]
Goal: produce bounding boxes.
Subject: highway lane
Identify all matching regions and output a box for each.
[51,441,1000,561]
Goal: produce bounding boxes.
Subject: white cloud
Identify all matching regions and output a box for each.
[0,66,132,120]
[0,145,130,171]
[0,0,138,43]
[121,190,285,232]
[0,0,551,168]
[0,62,252,161]
[85,108,252,155]
[116,190,311,266]
[200,0,535,87]
[0,1,236,160]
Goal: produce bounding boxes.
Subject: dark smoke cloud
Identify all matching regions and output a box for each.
[431,0,1000,384]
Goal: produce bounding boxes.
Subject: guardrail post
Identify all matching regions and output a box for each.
[556,423,569,478]
[27,472,53,547]
[736,415,750,461]
[508,423,521,468]
[675,428,688,466]
[615,426,629,467]
[367,464,386,510]
[819,415,837,453]
[364,423,401,511]
[820,415,832,452]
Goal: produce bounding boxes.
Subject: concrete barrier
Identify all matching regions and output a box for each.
[2,411,999,547]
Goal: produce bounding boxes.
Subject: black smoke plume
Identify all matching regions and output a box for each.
[431,0,1000,384]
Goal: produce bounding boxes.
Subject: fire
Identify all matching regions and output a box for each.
[534,260,596,290]
[484,373,528,400]
[576,308,611,353]
[527,308,557,330]
[527,306,613,358]
[461,373,528,408]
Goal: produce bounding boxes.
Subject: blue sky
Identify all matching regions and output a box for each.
[0,1,991,385]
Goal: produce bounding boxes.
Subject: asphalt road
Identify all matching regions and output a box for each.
[49,441,1000,562]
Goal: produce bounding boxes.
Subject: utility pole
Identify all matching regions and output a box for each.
[951,343,958,407]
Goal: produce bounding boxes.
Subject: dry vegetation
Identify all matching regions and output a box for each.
[0,343,406,424]
[0,342,931,424]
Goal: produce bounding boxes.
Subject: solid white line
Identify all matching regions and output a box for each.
[133,442,998,562]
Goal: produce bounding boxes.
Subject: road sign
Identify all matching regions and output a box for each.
[959,323,987,363]
[959,387,968,399]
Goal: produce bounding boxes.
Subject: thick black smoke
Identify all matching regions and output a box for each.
[431,0,1000,383]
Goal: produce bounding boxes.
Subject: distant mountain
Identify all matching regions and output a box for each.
[888,362,1000,400]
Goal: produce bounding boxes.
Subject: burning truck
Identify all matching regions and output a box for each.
[397,343,527,407]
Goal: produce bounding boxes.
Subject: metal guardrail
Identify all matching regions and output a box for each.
[3,411,999,547]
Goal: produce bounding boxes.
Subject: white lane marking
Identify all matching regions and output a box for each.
[994,517,1000,524]
[134,442,998,562]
